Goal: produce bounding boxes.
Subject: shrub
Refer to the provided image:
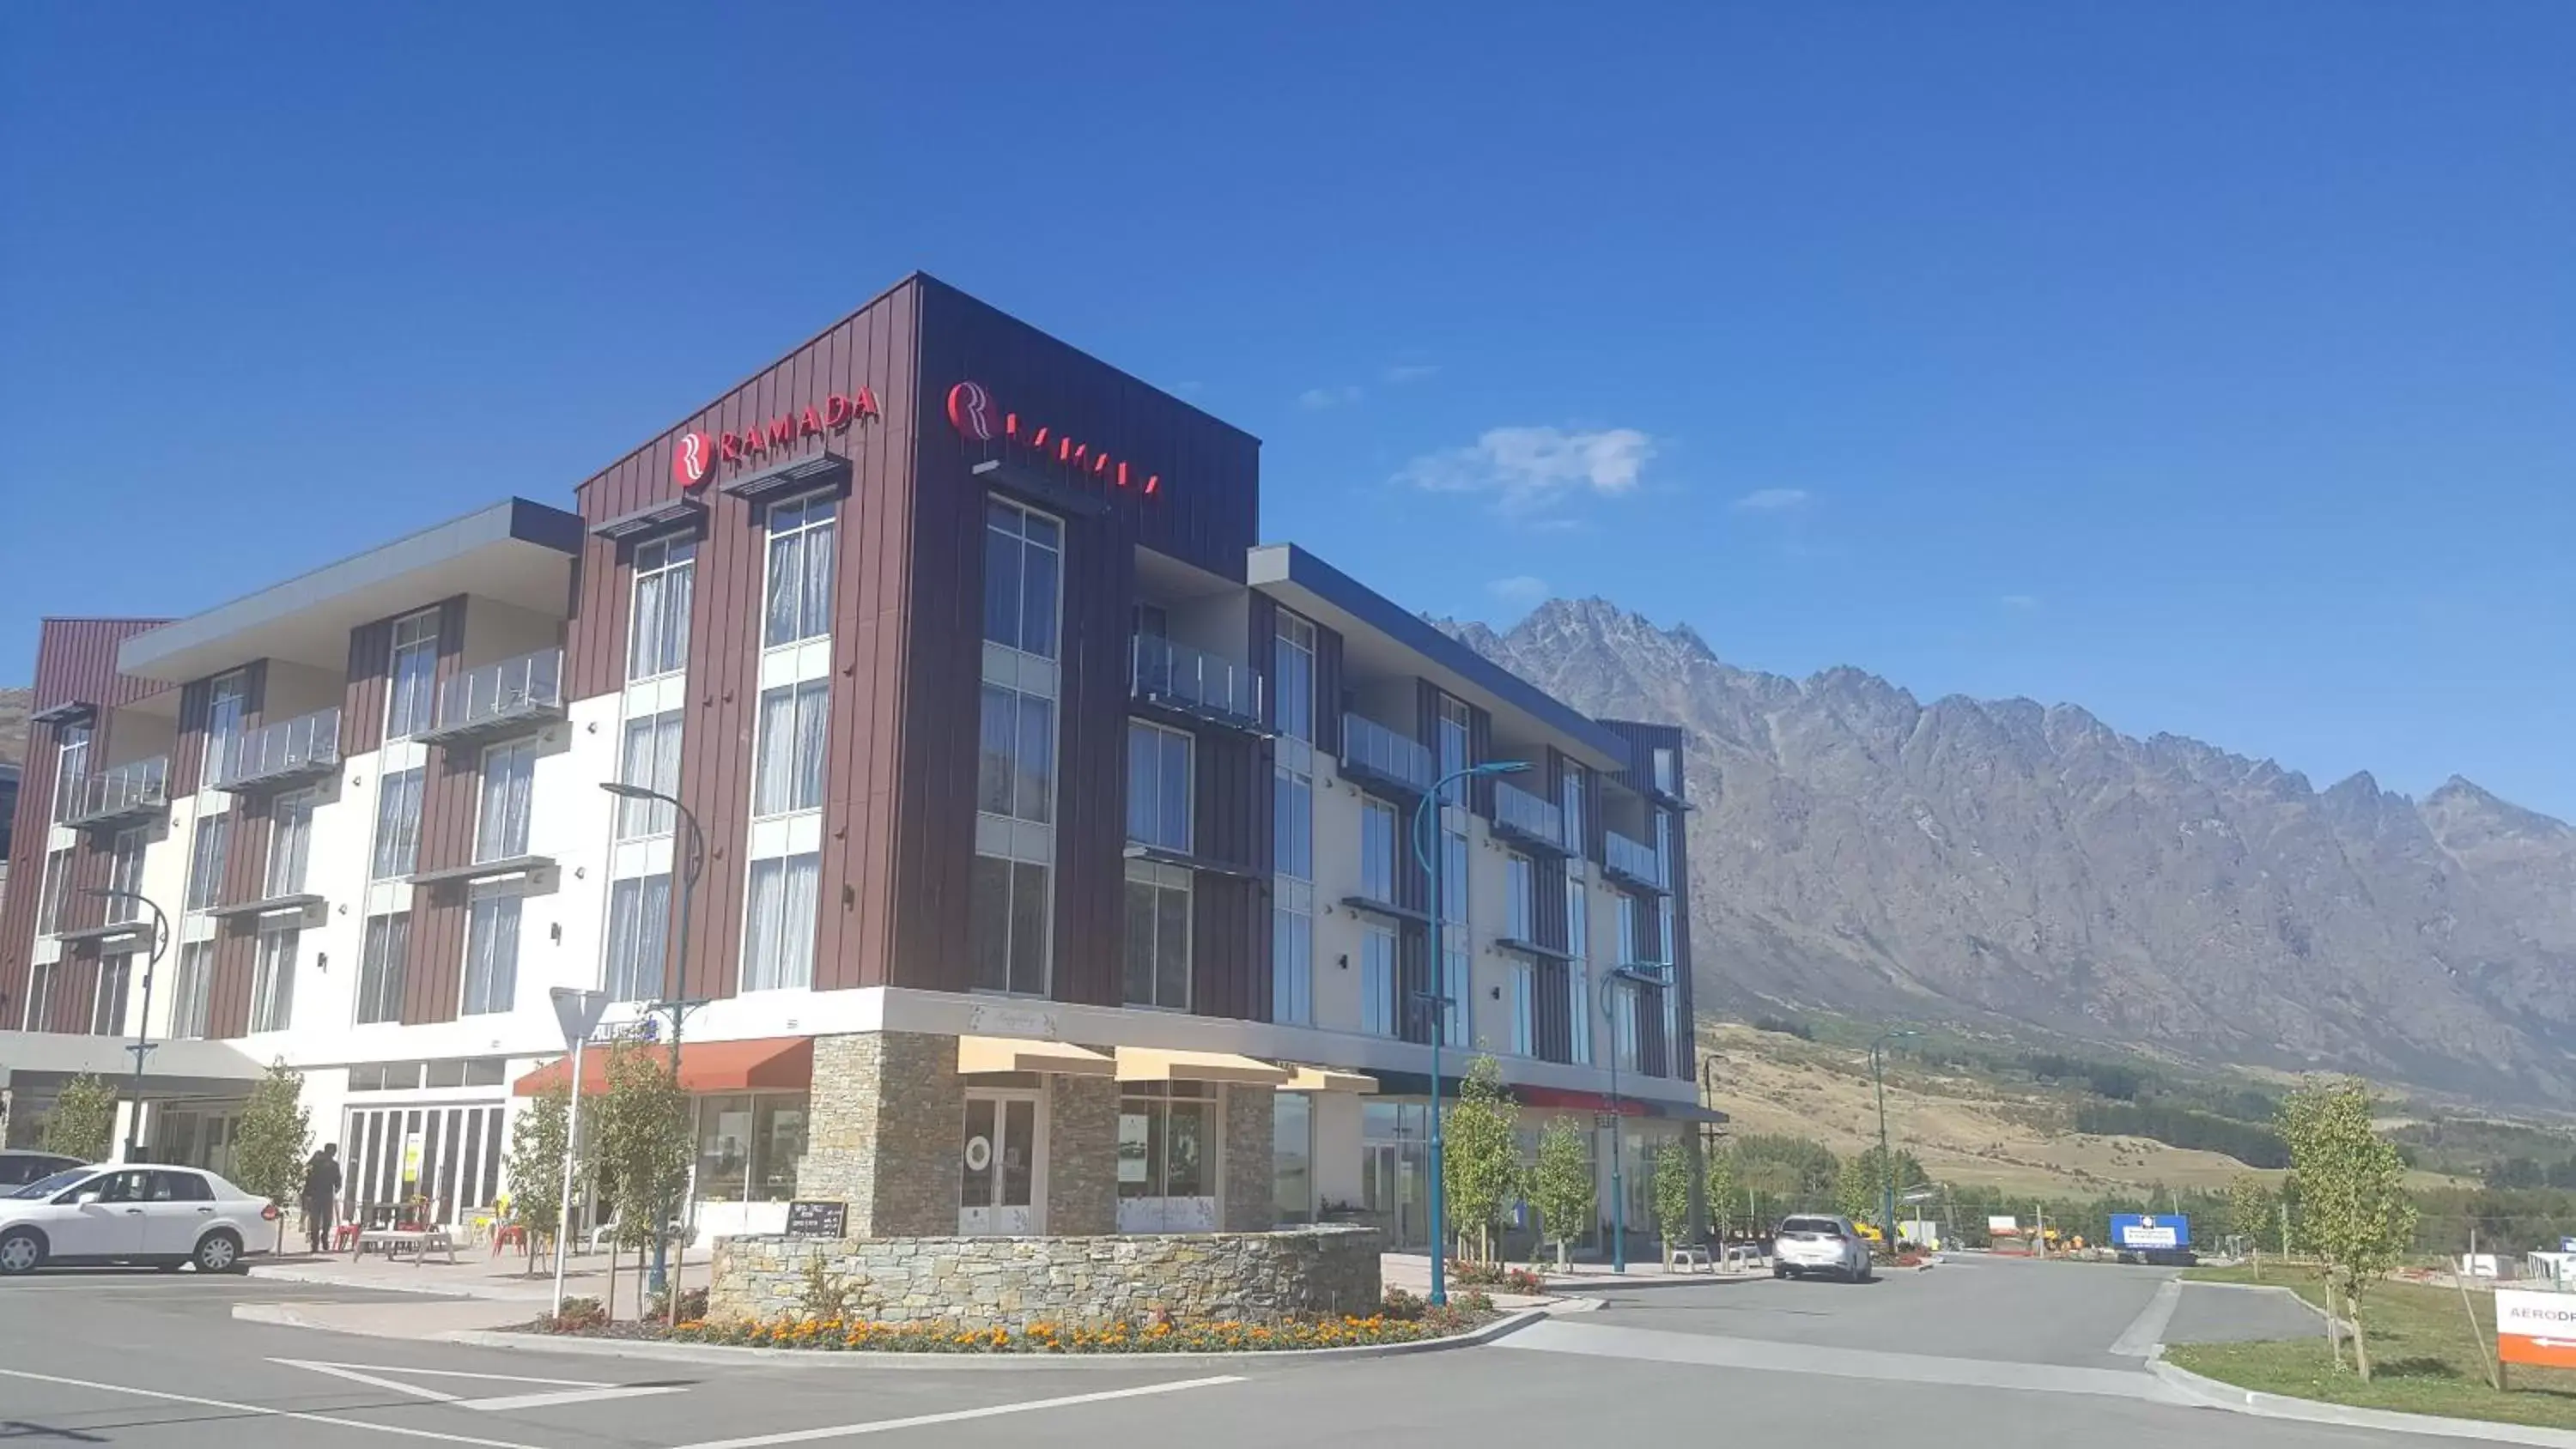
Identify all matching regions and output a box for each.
[537,1297,608,1333]
[1449,1260,1546,1293]
[648,1285,708,1323]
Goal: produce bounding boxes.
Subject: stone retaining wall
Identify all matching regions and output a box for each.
[708,1224,1381,1328]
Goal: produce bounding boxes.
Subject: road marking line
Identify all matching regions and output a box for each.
[2110,1277,2182,1357]
[1495,1319,2184,1404]
[461,1386,689,1413]
[665,1375,1246,1449]
[0,1367,543,1449]
[271,1357,687,1412]
[274,1360,465,1402]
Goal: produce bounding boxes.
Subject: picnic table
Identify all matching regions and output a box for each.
[353,1226,459,1265]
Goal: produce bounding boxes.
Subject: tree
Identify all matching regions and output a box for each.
[2277,1079,2416,1382]
[1651,1140,1695,1252]
[2223,1173,2275,1264]
[1441,1054,1522,1263]
[1528,1117,1595,1270]
[1848,1144,1926,1232]
[504,1084,575,1271]
[584,1039,691,1319]
[232,1061,313,1252]
[1705,1143,1740,1239]
[1832,1155,1874,1222]
[42,1075,118,1163]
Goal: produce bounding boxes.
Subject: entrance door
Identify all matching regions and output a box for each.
[1362,1143,1423,1249]
[958,1092,1042,1235]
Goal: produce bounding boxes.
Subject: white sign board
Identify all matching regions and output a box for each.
[1987,1215,2020,1236]
[2497,1287,2576,1370]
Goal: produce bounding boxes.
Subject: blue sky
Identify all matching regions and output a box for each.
[3,3,2569,815]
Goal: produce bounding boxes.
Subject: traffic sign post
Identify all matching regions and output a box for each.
[548,988,610,1319]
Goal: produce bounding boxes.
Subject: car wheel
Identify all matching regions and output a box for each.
[0,1228,44,1276]
[193,1229,245,1275]
[1771,1265,1788,1279]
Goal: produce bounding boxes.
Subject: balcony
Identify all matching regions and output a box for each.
[1131,635,1265,733]
[1492,780,1567,855]
[61,757,170,830]
[1605,828,1668,893]
[214,706,341,793]
[1339,712,1433,798]
[420,647,564,745]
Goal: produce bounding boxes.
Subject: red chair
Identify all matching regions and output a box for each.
[333,1222,362,1252]
[492,1224,528,1256]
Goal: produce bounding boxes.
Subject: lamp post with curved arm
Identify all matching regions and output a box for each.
[1600,960,1668,1273]
[599,780,704,1328]
[84,887,168,1162]
[1868,1028,1919,1244]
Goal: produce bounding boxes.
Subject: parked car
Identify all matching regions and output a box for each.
[1772,1213,1875,1282]
[0,1164,279,1275]
[0,1150,82,1190]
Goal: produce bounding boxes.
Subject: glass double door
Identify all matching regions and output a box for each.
[959,1091,1042,1235]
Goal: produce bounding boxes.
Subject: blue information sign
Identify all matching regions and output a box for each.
[2109,1213,2190,1250]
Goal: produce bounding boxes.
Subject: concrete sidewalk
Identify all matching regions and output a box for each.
[250,1246,713,1302]
[1378,1249,1769,1299]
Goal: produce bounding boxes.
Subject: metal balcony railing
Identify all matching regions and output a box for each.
[62,756,170,829]
[1339,712,1433,797]
[1493,780,1566,853]
[1605,828,1668,892]
[1130,634,1264,731]
[214,706,341,791]
[422,647,564,744]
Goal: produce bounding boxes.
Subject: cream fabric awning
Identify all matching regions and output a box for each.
[1113,1046,1291,1086]
[957,1036,1115,1077]
[1279,1064,1380,1094]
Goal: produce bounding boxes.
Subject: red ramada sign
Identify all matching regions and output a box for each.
[945,380,1162,497]
[671,386,881,489]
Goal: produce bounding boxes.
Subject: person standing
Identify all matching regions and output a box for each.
[300,1144,342,1253]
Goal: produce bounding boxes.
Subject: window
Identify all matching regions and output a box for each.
[753,681,829,817]
[206,670,249,784]
[92,955,131,1036]
[250,929,296,1033]
[1360,927,1398,1038]
[981,499,1061,658]
[355,914,409,1025]
[476,740,538,862]
[460,895,520,1016]
[1510,959,1536,1056]
[1122,862,1191,1009]
[1437,696,1470,803]
[1125,720,1190,851]
[1505,852,1534,941]
[1567,882,1592,1066]
[1273,1091,1314,1226]
[1653,809,1673,889]
[970,856,1049,995]
[1273,612,1316,743]
[1273,766,1312,880]
[372,767,424,880]
[693,1092,808,1203]
[52,722,92,822]
[35,848,72,937]
[1359,798,1396,903]
[1659,896,1680,1070]
[22,962,58,1030]
[1442,937,1471,1048]
[185,813,232,912]
[1652,747,1677,796]
[386,610,438,741]
[1118,1082,1212,1210]
[267,791,317,898]
[169,943,213,1038]
[1561,764,1587,858]
[106,828,147,919]
[740,852,817,992]
[628,534,697,682]
[1440,829,1468,925]
[604,873,671,1001]
[1615,981,1642,1070]
[762,494,837,647]
[978,687,1056,824]
[615,712,683,840]
[1272,898,1312,1025]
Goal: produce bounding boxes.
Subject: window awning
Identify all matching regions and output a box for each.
[511,1036,813,1096]
[1114,1047,1290,1086]
[957,1036,1114,1076]
[1279,1064,1379,1094]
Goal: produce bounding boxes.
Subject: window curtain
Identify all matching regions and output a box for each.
[462,896,520,1016]
[605,873,671,1001]
[755,683,827,816]
[172,943,212,1038]
[792,681,828,810]
[629,550,694,680]
[799,510,835,645]
[617,713,682,838]
[252,930,296,1033]
[374,768,423,879]
[477,744,534,861]
[268,796,313,897]
[357,913,409,1025]
[741,853,817,991]
[763,522,802,647]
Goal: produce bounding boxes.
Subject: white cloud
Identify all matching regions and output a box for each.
[1486,574,1550,609]
[2000,594,2040,609]
[1397,426,1656,518]
[1382,363,1441,384]
[1732,487,1811,512]
[1297,385,1362,409]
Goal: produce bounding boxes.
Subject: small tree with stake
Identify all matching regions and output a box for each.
[42,1075,118,1163]
[2277,1078,2415,1381]
[1704,1142,1739,1240]
[1651,1139,1695,1258]
[232,1061,313,1253]
[503,1084,574,1273]
[585,1038,690,1319]
[1440,1053,1523,1264]
[1529,1117,1595,1270]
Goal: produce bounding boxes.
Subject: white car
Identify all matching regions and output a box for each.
[0,1164,279,1275]
[1772,1213,1875,1282]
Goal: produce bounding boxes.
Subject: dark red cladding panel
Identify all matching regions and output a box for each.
[400,597,472,1027]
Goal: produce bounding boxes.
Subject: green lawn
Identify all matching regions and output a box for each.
[2168,1264,2576,1431]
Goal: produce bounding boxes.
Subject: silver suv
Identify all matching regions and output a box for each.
[1772,1214,1874,1282]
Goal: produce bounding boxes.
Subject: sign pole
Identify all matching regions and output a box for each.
[551,1030,583,1318]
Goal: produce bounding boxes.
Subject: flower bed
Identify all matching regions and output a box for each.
[1448,1261,1549,1294]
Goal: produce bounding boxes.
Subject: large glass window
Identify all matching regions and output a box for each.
[1360,927,1398,1038]
[372,767,424,879]
[981,500,1061,658]
[1505,852,1534,940]
[475,739,538,862]
[762,494,837,647]
[1615,981,1642,1070]
[205,670,249,785]
[91,955,131,1036]
[615,712,683,840]
[1273,1091,1314,1226]
[1652,747,1678,796]
[691,1092,809,1203]
[185,813,231,912]
[753,681,829,818]
[249,929,296,1033]
[35,848,72,937]
[1122,863,1191,1009]
[267,791,317,898]
[52,722,91,821]
[1510,959,1536,1056]
[1359,798,1397,902]
[969,856,1049,995]
[1660,896,1680,1071]
[1619,894,1641,969]
[169,943,213,1039]
[605,873,672,1002]
[978,686,1056,823]
[355,913,409,1025]
[628,534,697,682]
[460,895,521,1016]
[386,610,439,741]
[1567,882,1592,1066]
[741,852,818,992]
[1118,1082,1212,1223]
[1125,720,1190,851]
[1653,809,1673,889]
[1272,900,1312,1025]
[1273,612,1316,743]
[21,962,58,1030]
[1437,696,1470,803]
[1274,767,1312,880]
[1561,763,1587,858]
[106,829,147,919]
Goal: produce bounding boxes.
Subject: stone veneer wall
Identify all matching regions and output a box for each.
[1221,1082,1275,1231]
[708,1224,1381,1328]
[1046,1072,1120,1234]
[793,1032,963,1237]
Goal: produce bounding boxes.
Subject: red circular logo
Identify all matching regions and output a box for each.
[946,381,999,442]
[672,431,713,489]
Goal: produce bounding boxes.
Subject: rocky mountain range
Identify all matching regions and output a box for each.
[1446,600,2576,1108]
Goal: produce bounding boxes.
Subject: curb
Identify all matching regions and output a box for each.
[245,1264,544,1303]
[2149,1354,2576,1447]
[233,1301,529,1337]
[434,1307,1545,1371]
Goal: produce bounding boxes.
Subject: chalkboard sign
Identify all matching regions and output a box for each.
[786,1200,847,1238]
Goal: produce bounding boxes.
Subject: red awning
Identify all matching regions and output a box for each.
[1516,1086,1649,1116]
[511,1036,813,1096]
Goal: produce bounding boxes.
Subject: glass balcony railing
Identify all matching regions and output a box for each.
[1493,780,1565,852]
[214,706,341,791]
[1606,828,1668,892]
[62,756,170,829]
[1339,712,1433,797]
[422,647,564,743]
[1131,634,1264,730]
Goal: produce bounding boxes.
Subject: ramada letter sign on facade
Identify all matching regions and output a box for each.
[947,379,1163,496]
[671,385,882,488]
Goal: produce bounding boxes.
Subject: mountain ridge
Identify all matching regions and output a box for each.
[1441,597,2576,1107]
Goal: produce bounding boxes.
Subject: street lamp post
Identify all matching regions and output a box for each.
[1868,1028,1918,1243]
[599,781,704,1328]
[86,888,168,1162]
[1412,758,1529,1308]
[1600,961,1666,1273]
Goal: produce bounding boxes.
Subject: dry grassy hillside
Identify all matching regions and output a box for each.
[0,685,26,767]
